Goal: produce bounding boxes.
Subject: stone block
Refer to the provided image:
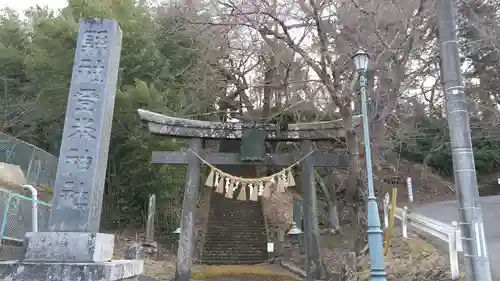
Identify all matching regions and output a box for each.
[124,244,142,260]
[23,232,114,262]
[0,259,143,281]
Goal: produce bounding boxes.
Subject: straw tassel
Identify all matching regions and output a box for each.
[225,179,234,199]
[205,169,215,187]
[250,185,259,201]
[258,182,264,196]
[214,172,220,187]
[263,181,272,198]
[287,170,296,187]
[215,176,225,193]
[282,173,289,188]
[277,175,286,193]
[237,183,247,201]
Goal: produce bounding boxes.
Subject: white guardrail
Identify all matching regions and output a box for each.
[383,193,462,280]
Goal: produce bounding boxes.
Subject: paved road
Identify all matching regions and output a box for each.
[414,195,500,279]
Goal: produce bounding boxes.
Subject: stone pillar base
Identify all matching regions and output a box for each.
[23,232,115,262]
[0,259,143,281]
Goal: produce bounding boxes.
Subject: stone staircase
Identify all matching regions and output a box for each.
[201,192,268,264]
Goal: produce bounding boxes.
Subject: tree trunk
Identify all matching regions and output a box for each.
[344,122,362,201]
[316,171,340,233]
[328,204,340,233]
[340,252,358,281]
[339,107,366,254]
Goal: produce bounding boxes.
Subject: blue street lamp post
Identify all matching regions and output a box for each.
[353,50,387,281]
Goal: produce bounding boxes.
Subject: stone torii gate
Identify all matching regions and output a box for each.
[138,109,353,281]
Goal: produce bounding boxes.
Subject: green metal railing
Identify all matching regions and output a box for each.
[0,133,56,243]
[0,132,57,189]
[0,188,51,242]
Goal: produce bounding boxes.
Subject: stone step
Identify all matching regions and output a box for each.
[210,205,261,209]
[205,238,266,242]
[210,197,260,203]
[208,215,263,219]
[204,233,267,238]
[209,209,261,212]
[209,205,261,209]
[205,229,265,233]
[206,226,265,230]
[203,244,267,249]
[202,252,267,257]
[204,233,266,237]
[202,252,268,258]
[202,250,267,255]
[207,222,266,229]
[205,231,266,235]
[210,202,261,206]
[208,216,264,221]
[204,240,267,245]
[203,246,267,252]
[210,201,261,205]
[207,222,264,225]
[208,213,263,217]
[207,221,264,226]
[204,233,266,238]
[204,238,267,243]
[201,259,268,265]
[204,240,267,246]
[204,243,266,248]
[209,208,262,213]
[203,193,267,265]
[203,256,269,264]
[209,218,263,222]
[205,224,266,229]
[210,206,262,210]
[205,227,266,232]
[210,205,261,208]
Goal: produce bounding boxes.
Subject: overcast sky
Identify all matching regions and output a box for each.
[0,0,66,14]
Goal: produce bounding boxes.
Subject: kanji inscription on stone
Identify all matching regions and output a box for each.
[49,19,123,232]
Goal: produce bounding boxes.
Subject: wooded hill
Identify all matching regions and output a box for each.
[1,0,499,232]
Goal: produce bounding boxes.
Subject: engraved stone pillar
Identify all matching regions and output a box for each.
[0,19,143,281]
[146,194,156,243]
[48,19,119,232]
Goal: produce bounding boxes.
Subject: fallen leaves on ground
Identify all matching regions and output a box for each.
[190,264,301,280]
[141,261,301,281]
[358,233,463,281]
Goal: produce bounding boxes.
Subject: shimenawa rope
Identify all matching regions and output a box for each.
[188,148,314,185]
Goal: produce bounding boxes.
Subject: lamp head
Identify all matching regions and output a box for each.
[352,49,370,71]
[287,222,303,235]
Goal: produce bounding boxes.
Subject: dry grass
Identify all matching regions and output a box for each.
[359,233,461,281]
[313,228,459,281]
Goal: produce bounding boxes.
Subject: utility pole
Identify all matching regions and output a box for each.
[436,0,492,280]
